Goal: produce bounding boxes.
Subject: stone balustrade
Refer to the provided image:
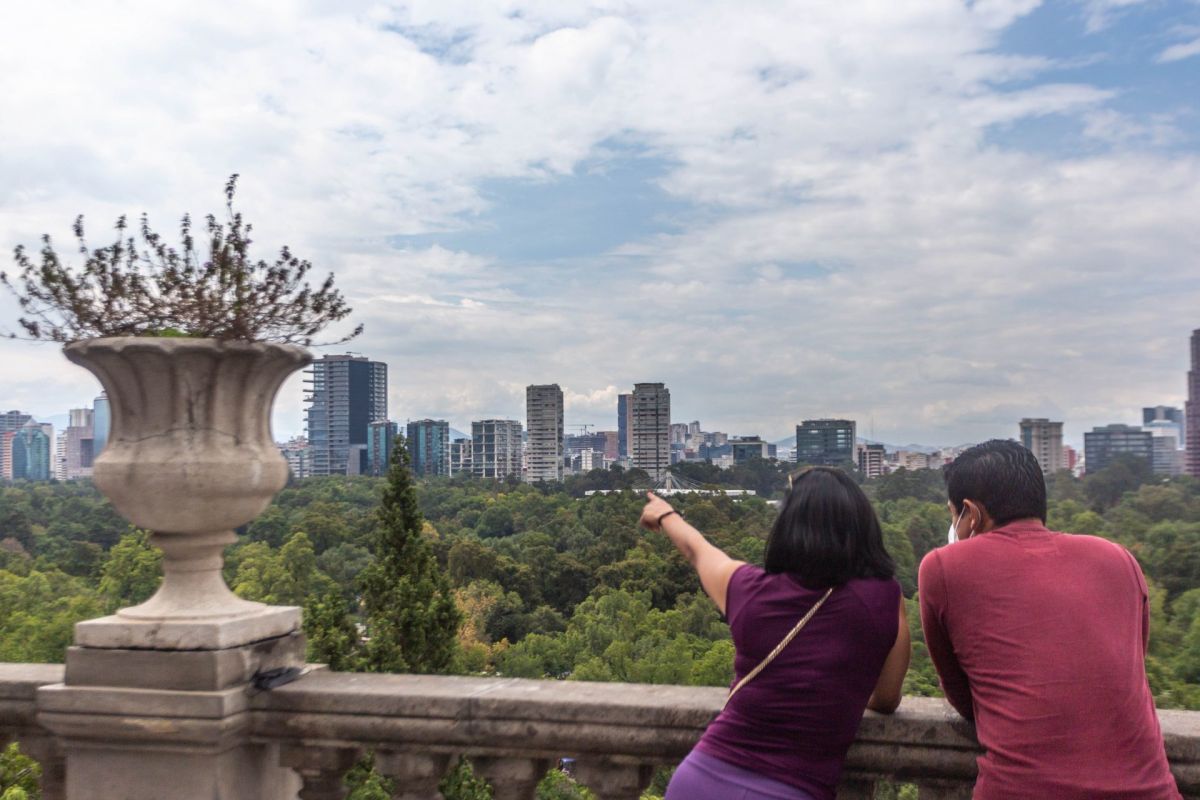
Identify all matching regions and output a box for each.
[0,664,66,800]
[5,662,1200,799]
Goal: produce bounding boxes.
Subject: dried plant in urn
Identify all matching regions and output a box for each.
[1,176,360,648]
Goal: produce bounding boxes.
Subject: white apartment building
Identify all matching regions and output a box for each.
[631,383,670,480]
[525,384,564,483]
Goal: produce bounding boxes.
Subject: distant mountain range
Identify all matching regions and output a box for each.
[771,435,950,454]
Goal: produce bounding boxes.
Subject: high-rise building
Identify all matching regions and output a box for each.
[730,437,771,464]
[795,419,856,466]
[64,407,95,480]
[669,423,690,446]
[1144,406,1185,446]
[279,436,312,479]
[471,419,523,479]
[1083,424,1153,474]
[525,385,564,483]
[407,419,450,477]
[1147,426,1185,477]
[565,432,608,456]
[9,423,52,481]
[54,429,68,480]
[631,383,670,479]
[367,421,400,477]
[304,354,388,476]
[1188,330,1200,479]
[449,438,473,475]
[857,443,886,479]
[617,394,632,460]
[600,430,620,461]
[0,432,13,480]
[576,448,608,472]
[1019,418,1065,474]
[1064,445,1079,473]
[346,445,368,475]
[0,411,32,478]
[93,393,111,457]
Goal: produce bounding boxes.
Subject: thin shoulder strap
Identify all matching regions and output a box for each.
[722,586,834,711]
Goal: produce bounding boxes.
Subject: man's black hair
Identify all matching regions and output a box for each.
[943,439,1047,525]
[764,466,895,586]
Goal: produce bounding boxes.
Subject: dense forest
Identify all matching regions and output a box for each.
[2,453,1199,797]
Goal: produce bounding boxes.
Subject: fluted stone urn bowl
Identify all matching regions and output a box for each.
[64,337,312,650]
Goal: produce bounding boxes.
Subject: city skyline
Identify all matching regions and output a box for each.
[5,363,1195,452]
[2,384,1190,480]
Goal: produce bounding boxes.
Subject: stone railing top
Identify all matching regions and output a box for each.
[0,663,64,706]
[257,671,722,727]
[243,673,1199,792]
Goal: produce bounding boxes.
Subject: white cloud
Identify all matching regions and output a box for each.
[1078,0,1154,32]
[0,0,1197,447]
[1158,36,1200,62]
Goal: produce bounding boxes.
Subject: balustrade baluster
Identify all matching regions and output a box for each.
[280,745,361,800]
[375,750,449,800]
[21,734,65,800]
[572,759,655,800]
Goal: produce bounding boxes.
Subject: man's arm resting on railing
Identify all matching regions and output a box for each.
[918,551,975,719]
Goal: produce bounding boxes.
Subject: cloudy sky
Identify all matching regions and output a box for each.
[1,0,1199,448]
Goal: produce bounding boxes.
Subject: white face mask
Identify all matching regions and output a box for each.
[948,507,966,544]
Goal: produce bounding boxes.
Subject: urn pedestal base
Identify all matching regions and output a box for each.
[38,631,308,800]
[74,605,301,651]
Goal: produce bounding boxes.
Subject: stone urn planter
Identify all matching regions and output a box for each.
[64,337,312,649]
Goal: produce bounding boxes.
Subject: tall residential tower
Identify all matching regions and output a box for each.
[1188,330,1200,479]
[631,383,670,479]
[525,384,564,483]
[304,354,388,476]
[471,419,523,479]
[1019,418,1065,474]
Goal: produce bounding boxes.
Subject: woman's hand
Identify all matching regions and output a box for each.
[639,492,676,531]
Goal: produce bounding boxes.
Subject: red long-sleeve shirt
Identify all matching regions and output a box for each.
[918,520,1180,799]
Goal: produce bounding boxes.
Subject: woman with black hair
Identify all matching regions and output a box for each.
[640,467,910,800]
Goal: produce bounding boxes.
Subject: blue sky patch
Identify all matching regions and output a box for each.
[390,150,695,261]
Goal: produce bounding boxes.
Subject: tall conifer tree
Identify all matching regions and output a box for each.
[358,435,462,673]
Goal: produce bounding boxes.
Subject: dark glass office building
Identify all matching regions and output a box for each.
[1083,424,1153,474]
[795,419,857,466]
[407,419,450,477]
[617,394,631,459]
[305,355,388,476]
[366,421,398,477]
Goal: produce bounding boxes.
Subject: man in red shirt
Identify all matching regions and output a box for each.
[918,440,1180,799]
